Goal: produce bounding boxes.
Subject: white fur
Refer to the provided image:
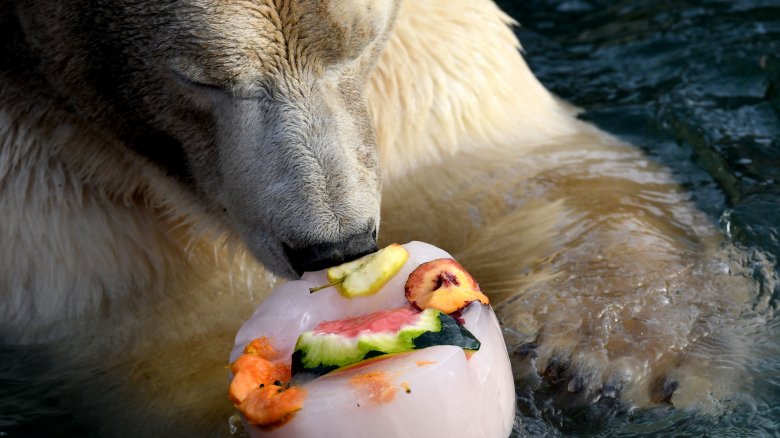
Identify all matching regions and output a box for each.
[368,0,581,183]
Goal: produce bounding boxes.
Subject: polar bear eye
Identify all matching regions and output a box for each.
[171,68,270,101]
[172,69,226,93]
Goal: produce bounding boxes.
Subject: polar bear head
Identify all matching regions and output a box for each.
[12,0,401,277]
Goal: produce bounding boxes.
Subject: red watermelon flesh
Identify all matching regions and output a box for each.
[313,307,419,337]
[292,306,480,376]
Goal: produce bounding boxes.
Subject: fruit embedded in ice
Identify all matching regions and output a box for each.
[312,244,410,298]
[291,307,480,376]
[229,338,305,429]
[230,242,516,438]
[405,258,489,314]
[238,385,307,429]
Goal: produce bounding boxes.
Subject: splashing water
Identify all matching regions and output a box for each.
[496,0,780,435]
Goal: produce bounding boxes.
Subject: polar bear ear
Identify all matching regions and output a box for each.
[319,0,402,61]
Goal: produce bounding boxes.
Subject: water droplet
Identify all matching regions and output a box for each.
[228,413,242,435]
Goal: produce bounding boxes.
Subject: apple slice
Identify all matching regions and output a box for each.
[405,259,489,314]
[321,243,410,298]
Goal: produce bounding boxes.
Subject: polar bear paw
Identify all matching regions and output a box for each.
[496,248,763,425]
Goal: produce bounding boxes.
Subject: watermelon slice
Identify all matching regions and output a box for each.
[291,307,480,376]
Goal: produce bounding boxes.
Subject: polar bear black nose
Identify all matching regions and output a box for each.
[284,228,378,276]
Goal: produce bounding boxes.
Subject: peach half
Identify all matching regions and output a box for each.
[404,259,489,314]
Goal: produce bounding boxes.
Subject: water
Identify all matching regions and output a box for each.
[498,0,780,256]
[495,0,780,435]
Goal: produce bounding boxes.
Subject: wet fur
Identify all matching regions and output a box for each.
[0,0,773,436]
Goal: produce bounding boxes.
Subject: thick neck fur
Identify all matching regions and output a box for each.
[0,5,212,341]
[367,0,580,184]
[0,80,173,342]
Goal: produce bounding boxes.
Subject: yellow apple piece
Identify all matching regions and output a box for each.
[320,243,409,298]
[404,259,489,313]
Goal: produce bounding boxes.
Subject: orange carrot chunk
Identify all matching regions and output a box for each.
[243,336,278,359]
[229,337,306,428]
[229,355,292,404]
[239,386,307,428]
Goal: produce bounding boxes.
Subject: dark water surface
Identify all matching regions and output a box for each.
[497,0,780,436]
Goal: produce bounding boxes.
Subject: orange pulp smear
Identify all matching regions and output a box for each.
[229,337,307,429]
[349,371,397,405]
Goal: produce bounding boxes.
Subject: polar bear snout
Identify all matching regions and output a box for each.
[283,227,378,275]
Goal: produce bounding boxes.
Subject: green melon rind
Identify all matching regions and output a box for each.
[412,312,481,351]
[291,308,481,376]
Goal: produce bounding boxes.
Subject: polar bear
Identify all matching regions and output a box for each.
[0,0,768,436]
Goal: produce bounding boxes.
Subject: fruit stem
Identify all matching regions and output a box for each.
[309,278,345,293]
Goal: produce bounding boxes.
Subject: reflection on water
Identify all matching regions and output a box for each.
[494,0,780,435]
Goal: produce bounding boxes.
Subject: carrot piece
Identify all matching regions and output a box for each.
[239,386,307,428]
[229,355,292,404]
[229,337,305,427]
[243,337,278,359]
